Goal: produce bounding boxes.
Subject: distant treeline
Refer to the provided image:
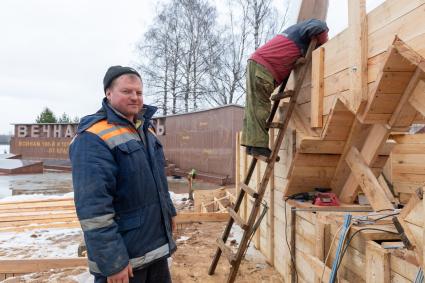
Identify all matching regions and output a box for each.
[0,135,11,144]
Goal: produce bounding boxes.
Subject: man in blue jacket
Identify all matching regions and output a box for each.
[70,65,177,283]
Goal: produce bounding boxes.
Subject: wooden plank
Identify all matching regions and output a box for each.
[311,47,325,128]
[408,79,425,116]
[175,212,229,223]
[0,200,75,211]
[297,0,329,22]
[367,0,425,34]
[227,208,248,230]
[423,187,425,273]
[0,258,87,273]
[269,128,275,266]
[0,212,77,222]
[298,138,345,154]
[303,253,349,283]
[292,153,340,167]
[0,198,74,206]
[330,117,371,195]
[390,68,425,127]
[314,221,327,283]
[0,218,79,228]
[0,222,81,232]
[340,123,391,203]
[321,100,355,141]
[396,191,423,264]
[348,0,368,114]
[216,238,236,264]
[365,241,390,283]
[377,175,396,204]
[345,146,394,211]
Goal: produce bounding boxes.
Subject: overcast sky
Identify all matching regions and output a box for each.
[0,0,384,135]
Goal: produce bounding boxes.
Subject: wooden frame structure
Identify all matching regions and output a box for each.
[232,0,425,281]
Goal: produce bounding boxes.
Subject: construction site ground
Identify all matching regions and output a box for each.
[0,172,283,282]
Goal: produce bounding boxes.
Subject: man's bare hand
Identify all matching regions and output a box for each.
[107,263,133,283]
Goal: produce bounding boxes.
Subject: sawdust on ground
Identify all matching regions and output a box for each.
[171,222,284,283]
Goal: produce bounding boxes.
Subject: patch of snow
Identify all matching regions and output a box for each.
[71,270,94,283]
[227,225,267,264]
[0,192,74,202]
[169,191,189,205]
[0,228,82,258]
[176,236,190,242]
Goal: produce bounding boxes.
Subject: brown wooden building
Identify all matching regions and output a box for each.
[154,104,244,184]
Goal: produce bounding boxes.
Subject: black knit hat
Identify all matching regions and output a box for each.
[103,65,141,93]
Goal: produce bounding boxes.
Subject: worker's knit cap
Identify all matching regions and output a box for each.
[103,65,141,93]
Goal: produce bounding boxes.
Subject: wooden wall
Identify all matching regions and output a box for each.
[384,133,425,203]
[295,0,425,127]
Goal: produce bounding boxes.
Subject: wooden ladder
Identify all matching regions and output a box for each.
[208,39,317,283]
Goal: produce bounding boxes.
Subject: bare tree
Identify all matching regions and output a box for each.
[135,0,290,113]
[177,0,222,112]
[136,2,184,115]
[246,0,291,49]
[204,0,250,106]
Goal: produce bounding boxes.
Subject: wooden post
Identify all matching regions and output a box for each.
[269,129,275,266]
[243,151,248,222]
[311,47,325,128]
[297,0,329,22]
[365,241,390,283]
[314,220,328,283]
[235,132,241,197]
[255,161,261,250]
[347,0,367,113]
[339,123,391,203]
[408,79,425,116]
[345,146,394,211]
[423,187,425,274]
[188,178,193,200]
[290,207,296,283]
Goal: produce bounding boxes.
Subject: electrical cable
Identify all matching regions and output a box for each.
[320,224,343,283]
[334,228,399,275]
[284,198,298,283]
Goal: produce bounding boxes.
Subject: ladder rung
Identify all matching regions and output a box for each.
[216,238,236,264]
[267,122,284,129]
[227,207,249,230]
[271,90,294,101]
[240,183,259,199]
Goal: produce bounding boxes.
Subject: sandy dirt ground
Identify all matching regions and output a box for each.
[171,222,284,283]
[1,222,283,283]
[0,174,283,283]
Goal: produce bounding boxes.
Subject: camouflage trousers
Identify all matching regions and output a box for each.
[241,60,275,148]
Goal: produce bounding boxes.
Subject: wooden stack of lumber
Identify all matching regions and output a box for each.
[0,197,79,232]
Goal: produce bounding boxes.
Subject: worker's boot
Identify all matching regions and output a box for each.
[245,146,252,154]
[250,146,272,158]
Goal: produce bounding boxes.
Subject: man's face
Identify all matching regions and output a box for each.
[106,74,143,121]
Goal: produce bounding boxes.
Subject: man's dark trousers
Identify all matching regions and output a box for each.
[94,258,172,283]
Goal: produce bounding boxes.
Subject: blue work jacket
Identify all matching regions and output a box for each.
[70,98,177,277]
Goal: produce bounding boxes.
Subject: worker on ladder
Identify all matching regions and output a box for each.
[242,19,329,158]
